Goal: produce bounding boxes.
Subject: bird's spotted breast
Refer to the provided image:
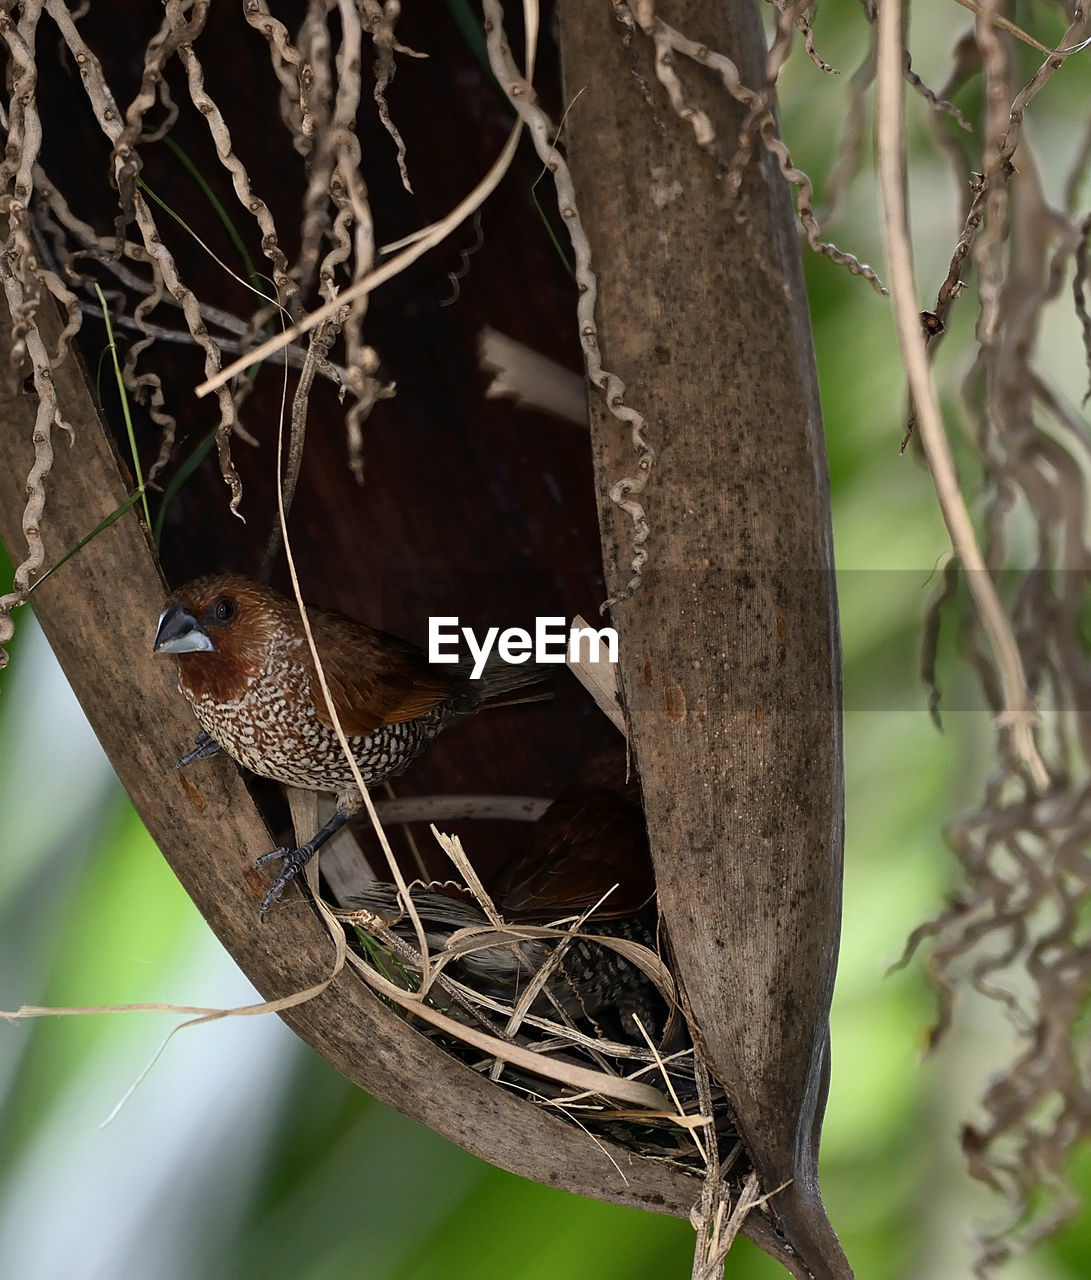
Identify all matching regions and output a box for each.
[181,638,446,799]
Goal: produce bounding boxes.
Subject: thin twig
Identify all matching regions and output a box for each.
[874,0,1048,789]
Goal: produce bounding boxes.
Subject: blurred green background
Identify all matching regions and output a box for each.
[3,6,1091,1279]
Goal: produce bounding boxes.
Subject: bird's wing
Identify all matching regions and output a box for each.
[304,610,454,735]
[494,788,656,920]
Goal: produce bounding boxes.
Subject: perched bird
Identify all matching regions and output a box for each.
[153,572,546,917]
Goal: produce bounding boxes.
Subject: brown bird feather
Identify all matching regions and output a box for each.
[492,763,654,921]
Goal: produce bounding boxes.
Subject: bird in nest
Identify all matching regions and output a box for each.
[153,572,547,918]
[343,768,732,1162]
[344,880,676,1051]
[351,757,671,1048]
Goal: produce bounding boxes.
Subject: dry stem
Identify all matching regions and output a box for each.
[875,0,1047,790]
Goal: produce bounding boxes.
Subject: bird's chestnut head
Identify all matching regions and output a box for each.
[154,572,294,702]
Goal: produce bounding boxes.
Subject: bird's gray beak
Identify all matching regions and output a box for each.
[154,603,215,655]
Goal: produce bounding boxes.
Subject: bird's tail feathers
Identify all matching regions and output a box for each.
[474,655,552,697]
[440,655,552,710]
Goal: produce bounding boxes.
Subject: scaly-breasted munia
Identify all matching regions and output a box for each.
[349,764,673,1047]
[153,572,545,917]
[346,881,671,1046]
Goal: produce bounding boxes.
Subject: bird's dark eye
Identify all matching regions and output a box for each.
[211,596,237,624]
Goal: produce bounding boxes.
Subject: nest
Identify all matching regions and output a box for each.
[323,824,745,1182]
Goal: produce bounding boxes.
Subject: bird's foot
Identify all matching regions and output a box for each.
[254,808,349,921]
[175,730,222,769]
[255,844,316,919]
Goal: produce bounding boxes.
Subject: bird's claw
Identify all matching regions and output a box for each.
[175,730,222,769]
[254,808,349,921]
[256,845,313,919]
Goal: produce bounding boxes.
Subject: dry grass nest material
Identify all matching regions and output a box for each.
[329,828,744,1179]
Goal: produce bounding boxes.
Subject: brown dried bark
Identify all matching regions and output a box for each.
[558,3,850,1275]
